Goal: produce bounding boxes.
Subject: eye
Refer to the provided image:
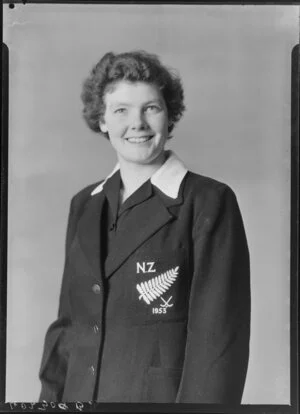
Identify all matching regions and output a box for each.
[114,108,127,114]
[145,105,161,113]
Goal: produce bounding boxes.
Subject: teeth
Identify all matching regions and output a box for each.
[126,136,152,143]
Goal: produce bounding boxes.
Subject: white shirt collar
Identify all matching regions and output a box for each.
[90,150,188,199]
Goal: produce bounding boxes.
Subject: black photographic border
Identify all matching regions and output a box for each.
[1,2,299,413]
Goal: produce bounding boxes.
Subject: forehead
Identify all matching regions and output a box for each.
[103,81,164,105]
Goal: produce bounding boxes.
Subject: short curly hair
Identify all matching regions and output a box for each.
[81,50,185,139]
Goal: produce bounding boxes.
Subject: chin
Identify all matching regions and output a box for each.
[120,147,166,166]
[122,154,155,166]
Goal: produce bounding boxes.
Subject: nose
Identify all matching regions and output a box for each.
[130,110,147,130]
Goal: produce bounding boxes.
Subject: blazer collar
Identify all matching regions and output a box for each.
[77,151,188,279]
[90,150,188,199]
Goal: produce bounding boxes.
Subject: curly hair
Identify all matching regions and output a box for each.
[81,50,185,138]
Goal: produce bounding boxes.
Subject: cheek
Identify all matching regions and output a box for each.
[152,118,168,136]
[107,120,128,139]
[153,113,168,130]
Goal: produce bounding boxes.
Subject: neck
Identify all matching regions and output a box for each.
[118,152,167,203]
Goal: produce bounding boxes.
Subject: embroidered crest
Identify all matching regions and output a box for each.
[136,266,179,305]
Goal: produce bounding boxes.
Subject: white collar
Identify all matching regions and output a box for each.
[90,150,188,199]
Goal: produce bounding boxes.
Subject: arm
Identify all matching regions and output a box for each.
[176,186,251,403]
[38,198,76,402]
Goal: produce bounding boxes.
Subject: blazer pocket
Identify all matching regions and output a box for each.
[145,366,182,402]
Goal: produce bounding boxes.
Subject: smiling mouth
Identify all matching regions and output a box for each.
[125,135,154,143]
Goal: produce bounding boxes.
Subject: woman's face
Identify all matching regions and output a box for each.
[99,81,169,166]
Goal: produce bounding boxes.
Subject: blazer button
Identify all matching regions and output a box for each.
[88,365,95,375]
[93,324,99,333]
[92,284,101,294]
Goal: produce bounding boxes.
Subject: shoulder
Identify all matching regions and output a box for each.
[70,180,104,210]
[184,171,236,202]
[183,171,240,224]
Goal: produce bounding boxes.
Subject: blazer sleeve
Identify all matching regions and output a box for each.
[38,197,76,402]
[176,185,251,404]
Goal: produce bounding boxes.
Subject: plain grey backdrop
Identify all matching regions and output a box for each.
[3,3,299,403]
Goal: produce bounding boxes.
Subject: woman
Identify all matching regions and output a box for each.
[39,50,251,403]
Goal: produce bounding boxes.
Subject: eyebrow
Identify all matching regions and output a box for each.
[109,99,164,108]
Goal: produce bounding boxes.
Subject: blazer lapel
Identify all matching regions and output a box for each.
[104,195,175,279]
[76,192,106,280]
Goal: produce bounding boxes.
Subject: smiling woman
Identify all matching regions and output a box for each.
[38,50,251,403]
[81,51,186,201]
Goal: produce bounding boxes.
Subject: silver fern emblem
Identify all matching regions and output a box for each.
[136,266,179,305]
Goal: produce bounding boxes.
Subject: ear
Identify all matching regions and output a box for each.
[99,121,108,133]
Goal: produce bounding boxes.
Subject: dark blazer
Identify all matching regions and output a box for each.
[39,170,251,403]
